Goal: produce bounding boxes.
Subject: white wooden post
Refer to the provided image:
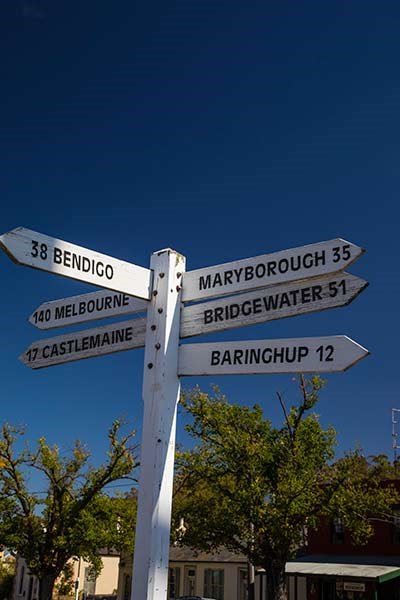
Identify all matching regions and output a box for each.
[131,248,185,600]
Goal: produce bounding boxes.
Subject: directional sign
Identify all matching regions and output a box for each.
[178,336,369,376]
[182,238,364,302]
[20,318,146,369]
[180,273,368,338]
[29,289,149,330]
[0,227,152,300]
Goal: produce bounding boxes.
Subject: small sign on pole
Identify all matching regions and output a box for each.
[29,289,148,329]
[182,238,364,302]
[20,318,146,369]
[0,227,152,300]
[180,273,367,338]
[178,336,369,376]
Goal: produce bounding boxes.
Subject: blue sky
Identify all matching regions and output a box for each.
[1,1,399,490]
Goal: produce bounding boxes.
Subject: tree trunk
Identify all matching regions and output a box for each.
[38,573,57,600]
[265,561,287,600]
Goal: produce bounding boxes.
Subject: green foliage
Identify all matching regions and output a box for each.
[0,420,139,600]
[54,563,74,597]
[0,559,15,599]
[174,378,399,600]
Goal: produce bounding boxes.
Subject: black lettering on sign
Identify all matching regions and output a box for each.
[199,275,211,290]
[329,279,347,298]
[54,247,62,264]
[316,345,334,362]
[26,347,38,362]
[31,240,48,260]
[32,309,51,324]
[211,351,220,365]
[332,244,351,263]
[55,306,65,320]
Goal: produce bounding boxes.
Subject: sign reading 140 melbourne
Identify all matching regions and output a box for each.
[0,227,369,600]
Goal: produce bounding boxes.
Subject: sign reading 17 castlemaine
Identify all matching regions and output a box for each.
[0,227,152,300]
[182,238,364,302]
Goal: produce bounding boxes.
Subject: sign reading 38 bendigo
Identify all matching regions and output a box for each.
[0,227,152,300]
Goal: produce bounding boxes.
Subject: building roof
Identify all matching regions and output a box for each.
[169,546,247,563]
[286,555,400,583]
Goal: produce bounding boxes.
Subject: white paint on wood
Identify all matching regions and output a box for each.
[180,273,368,338]
[182,238,364,302]
[20,318,146,369]
[0,227,152,299]
[178,336,369,376]
[131,249,185,600]
[28,289,149,329]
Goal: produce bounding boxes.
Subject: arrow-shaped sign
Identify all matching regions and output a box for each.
[178,336,369,376]
[29,289,148,329]
[0,227,152,300]
[20,318,146,369]
[182,238,364,302]
[180,273,368,338]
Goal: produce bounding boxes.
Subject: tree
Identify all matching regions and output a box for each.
[0,555,15,599]
[173,378,399,600]
[0,420,139,600]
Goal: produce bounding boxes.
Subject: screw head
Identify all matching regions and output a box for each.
[147,363,153,369]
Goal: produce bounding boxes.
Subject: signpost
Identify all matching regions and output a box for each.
[178,336,369,376]
[180,273,367,338]
[29,289,148,329]
[0,229,370,600]
[182,238,364,302]
[20,318,146,369]
[0,227,152,299]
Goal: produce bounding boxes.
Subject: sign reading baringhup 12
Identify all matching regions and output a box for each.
[0,228,369,600]
[178,336,369,376]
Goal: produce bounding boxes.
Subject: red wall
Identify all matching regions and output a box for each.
[308,481,400,556]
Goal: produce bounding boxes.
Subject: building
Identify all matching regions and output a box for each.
[117,547,267,600]
[13,551,119,600]
[286,496,400,600]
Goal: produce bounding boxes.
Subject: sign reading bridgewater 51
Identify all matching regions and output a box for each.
[0,227,152,300]
[180,272,367,338]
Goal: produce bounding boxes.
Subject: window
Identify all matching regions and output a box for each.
[168,567,180,599]
[204,568,224,600]
[184,566,196,596]
[83,567,96,596]
[238,568,247,600]
[331,516,345,544]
